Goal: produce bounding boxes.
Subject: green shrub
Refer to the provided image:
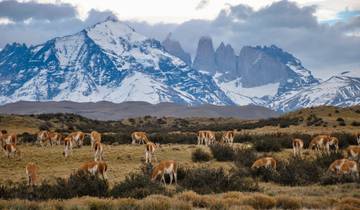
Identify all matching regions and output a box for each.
[253,138,281,152]
[251,167,278,182]
[351,121,360,126]
[111,173,165,199]
[274,157,323,185]
[209,144,235,161]
[0,171,109,200]
[192,148,211,162]
[234,148,257,168]
[320,173,358,185]
[19,132,37,143]
[179,167,258,194]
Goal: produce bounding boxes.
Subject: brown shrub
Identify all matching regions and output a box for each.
[275,196,302,209]
[337,197,360,209]
[243,193,276,209]
[141,194,171,210]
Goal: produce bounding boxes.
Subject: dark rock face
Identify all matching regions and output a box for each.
[162,34,192,65]
[237,46,288,87]
[193,36,217,74]
[215,42,237,75]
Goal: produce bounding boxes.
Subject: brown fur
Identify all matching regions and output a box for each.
[68,131,85,148]
[151,160,177,185]
[90,131,101,149]
[328,159,358,178]
[346,145,360,161]
[2,133,17,145]
[309,135,331,152]
[26,162,38,186]
[131,132,149,144]
[48,132,62,145]
[221,130,236,145]
[292,138,304,157]
[37,130,51,146]
[80,161,108,180]
[197,130,216,145]
[145,142,158,163]
[3,143,21,159]
[93,141,104,161]
[326,136,339,153]
[63,136,73,158]
[251,157,276,170]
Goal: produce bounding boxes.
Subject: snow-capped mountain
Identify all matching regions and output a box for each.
[0,16,358,112]
[0,16,233,106]
[270,75,360,112]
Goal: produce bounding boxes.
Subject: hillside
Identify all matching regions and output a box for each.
[0,101,278,120]
[0,105,359,135]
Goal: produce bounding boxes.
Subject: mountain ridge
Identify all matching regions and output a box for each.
[0,101,279,120]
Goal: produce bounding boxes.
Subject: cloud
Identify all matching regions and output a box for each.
[195,0,210,10]
[0,0,77,22]
[0,0,359,78]
[130,1,359,78]
[0,4,116,48]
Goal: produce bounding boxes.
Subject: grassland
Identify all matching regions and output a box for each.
[1,105,360,209]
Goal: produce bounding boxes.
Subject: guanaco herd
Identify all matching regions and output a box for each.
[2,129,360,186]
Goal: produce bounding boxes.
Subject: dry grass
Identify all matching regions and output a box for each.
[0,144,234,185]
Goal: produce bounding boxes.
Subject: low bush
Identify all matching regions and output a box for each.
[0,170,109,200]
[19,132,37,143]
[313,151,343,169]
[251,167,278,182]
[102,133,131,144]
[209,144,235,161]
[179,167,258,194]
[274,157,323,185]
[111,172,165,199]
[351,121,360,126]
[320,172,358,185]
[234,148,257,168]
[253,138,281,152]
[191,148,211,162]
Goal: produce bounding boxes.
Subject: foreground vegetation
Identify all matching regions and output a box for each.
[0,105,360,209]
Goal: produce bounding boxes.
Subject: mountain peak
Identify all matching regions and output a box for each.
[105,15,120,22]
[162,34,192,65]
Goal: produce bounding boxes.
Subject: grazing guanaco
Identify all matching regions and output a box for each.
[325,136,339,153]
[3,143,21,159]
[49,132,62,145]
[292,138,304,157]
[3,133,17,145]
[221,130,236,145]
[131,132,149,144]
[328,159,359,178]
[37,130,51,146]
[68,131,85,148]
[346,145,360,161]
[197,130,216,145]
[63,136,73,158]
[80,161,108,180]
[93,141,104,161]
[145,142,159,163]
[90,131,101,149]
[251,157,277,170]
[25,162,38,186]
[0,130,6,146]
[309,135,330,152]
[150,160,177,185]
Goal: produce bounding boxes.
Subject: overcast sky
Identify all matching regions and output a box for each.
[0,0,359,79]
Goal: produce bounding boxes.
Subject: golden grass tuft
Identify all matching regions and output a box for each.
[243,193,276,209]
[275,195,302,210]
